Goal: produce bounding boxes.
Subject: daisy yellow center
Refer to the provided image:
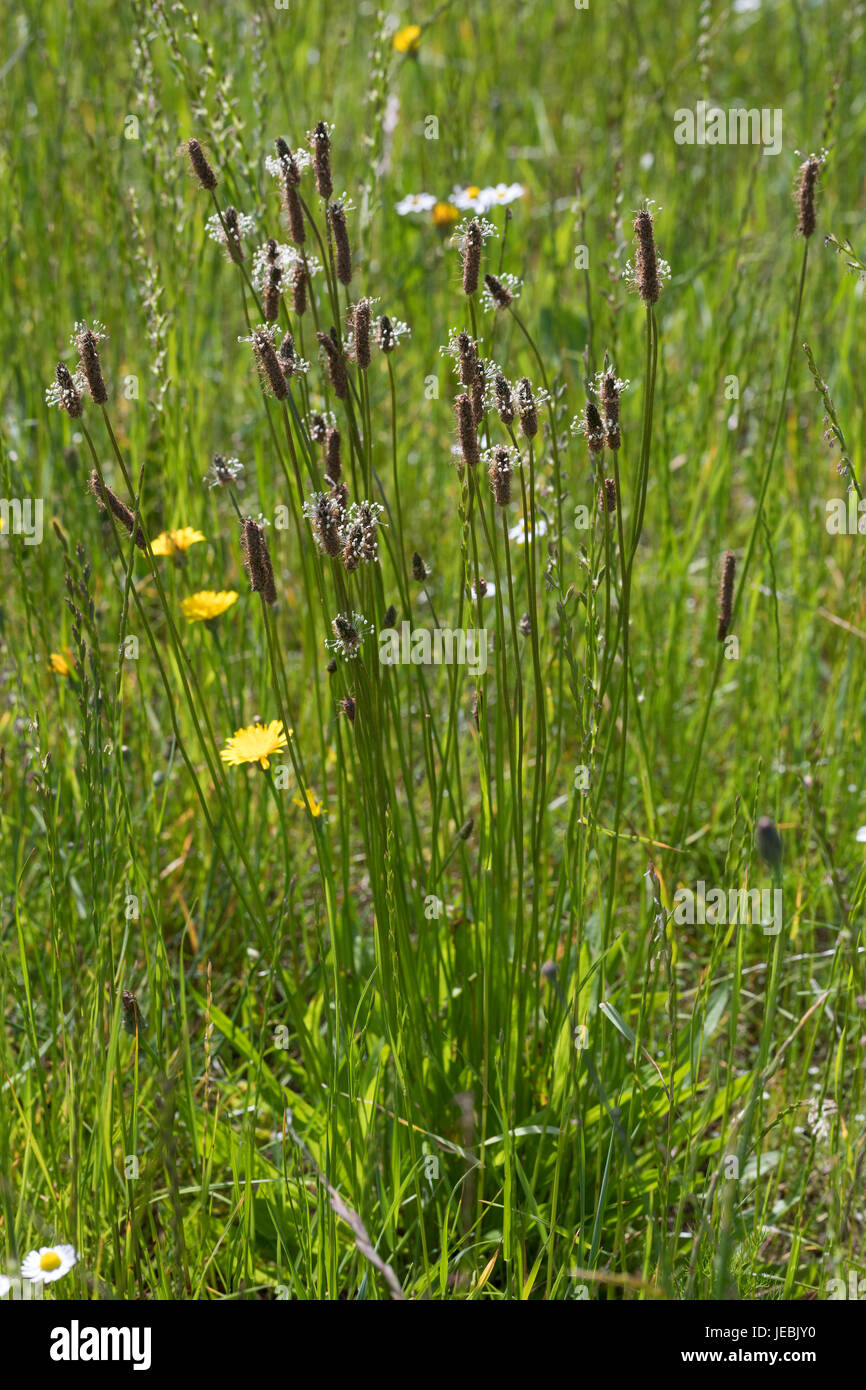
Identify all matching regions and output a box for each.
[433,201,459,227]
[466,185,480,198]
[40,1251,62,1272]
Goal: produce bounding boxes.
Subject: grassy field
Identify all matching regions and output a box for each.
[1,0,865,1302]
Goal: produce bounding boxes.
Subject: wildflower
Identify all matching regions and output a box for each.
[49,651,73,677]
[206,208,256,261]
[242,325,289,399]
[45,363,85,418]
[432,201,460,228]
[21,1245,79,1285]
[717,550,736,641]
[508,515,548,545]
[293,788,325,816]
[204,454,244,489]
[493,374,515,425]
[452,184,487,213]
[577,401,605,456]
[88,471,146,549]
[185,137,218,190]
[482,271,521,311]
[240,516,278,604]
[326,611,374,659]
[277,332,309,380]
[481,182,525,209]
[393,23,422,54]
[150,527,205,556]
[598,367,628,451]
[599,478,618,514]
[342,501,385,570]
[180,590,239,623]
[303,491,346,557]
[396,192,437,215]
[309,120,334,200]
[375,314,411,352]
[488,445,514,506]
[73,321,109,404]
[516,377,538,438]
[220,719,289,770]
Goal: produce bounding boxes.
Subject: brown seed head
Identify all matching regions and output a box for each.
[76,329,108,405]
[290,259,308,314]
[484,272,513,309]
[353,298,371,370]
[310,121,333,200]
[54,362,83,418]
[717,550,736,641]
[340,693,356,723]
[600,372,621,451]
[599,477,618,514]
[328,202,353,286]
[584,400,604,456]
[471,358,486,424]
[241,517,278,604]
[88,470,146,549]
[324,426,342,484]
[633,209,660,305]
[494,375,515,426]
[455,392,479,468]
[488,446,513,506]
[462,220,482,296]
[317,330,349,399]
[223,206,245,263]
[412,551,428,581]
[797,158,820,238]
[517,378,537,439]
[457,331,477,388]
[253,330,289,399]
[186,137,217,190]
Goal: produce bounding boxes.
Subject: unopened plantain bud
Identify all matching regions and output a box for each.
[716,550,736,641]
[310,121,333,200]
[517,378,537,439]
[462,220,482,296]
[290,259,307,314]
[488,446,512,506]
[796,157,820,238]
[455,392,479,469]
[88,470,146,549]
[328,202,353,286]
[186,137,217,190]
[412,551,428,581]
[317,330,349,399]
[241,517,278,604]
[633,208,661,305]
[353,298,371,370]
[324,426,342,484]
[599,477,618,513]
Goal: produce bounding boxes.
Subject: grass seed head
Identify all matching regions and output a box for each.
[76,327,108,405]
[54,362,83,418]
[484,272,513,309]
[599,477,618,513]
[317,329,349,398]
[353,298,371,370]
[797,157,820,238]
[328,201,353,285]
[253,329,288,399]
[88,470,146,549]
[412,551,428,581]
[310,120,333,200]
[517,377,538,438]
[223,206,245,263]
[633,208,661,305]
[600,371,621,451]
[324,426,342,484]
[489,445,513,506]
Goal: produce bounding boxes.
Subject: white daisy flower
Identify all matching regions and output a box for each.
[395,192,437,215]
[856,827,866,843]
[0,1274,11,1297]
[21,1244,79,1284]
[479,182,525,210]
[508,516,549,545]
[451,184,487,213]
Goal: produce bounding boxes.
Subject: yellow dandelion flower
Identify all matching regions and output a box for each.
[151,527,206,556]
[393,23,421,54]
[180,590,239,623]
[49,651,73,677]
[433,201,460,228]
[292,787,325,817]
[219,720,289,770]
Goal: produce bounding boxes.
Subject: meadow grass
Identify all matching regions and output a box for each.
[1,0,865,1302]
